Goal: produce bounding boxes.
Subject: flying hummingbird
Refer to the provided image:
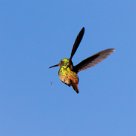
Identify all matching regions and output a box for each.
[49,27,115,94]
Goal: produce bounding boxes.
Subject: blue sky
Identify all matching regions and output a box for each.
[0,0,136,136]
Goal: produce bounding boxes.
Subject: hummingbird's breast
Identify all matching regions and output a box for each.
[58,66,79,86]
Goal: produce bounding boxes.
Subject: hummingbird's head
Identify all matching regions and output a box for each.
[59,58,73,69]
[49,58,73,69]
[60,58,70,66]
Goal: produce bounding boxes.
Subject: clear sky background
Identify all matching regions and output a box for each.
[0,0,135,136]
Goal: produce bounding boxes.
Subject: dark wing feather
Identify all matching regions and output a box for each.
[74,48,115,73]
[70,27,85,60]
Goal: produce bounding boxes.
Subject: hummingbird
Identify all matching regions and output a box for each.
[49,27,115,94]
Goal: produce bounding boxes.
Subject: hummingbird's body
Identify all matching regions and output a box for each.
[49,27,115,94]
[58,58,79,93]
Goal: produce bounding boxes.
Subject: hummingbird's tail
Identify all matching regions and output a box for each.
[71,83,79,94]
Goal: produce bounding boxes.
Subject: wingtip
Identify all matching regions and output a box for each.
[106,48,116,54]
[110,48,116,52]
[112,48,116,52]
[81,27,85,32]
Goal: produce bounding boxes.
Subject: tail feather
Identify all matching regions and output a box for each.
[71,83,79,94]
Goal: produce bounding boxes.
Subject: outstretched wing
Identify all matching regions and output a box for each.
[73,48,115,73]
[70,27,85,60]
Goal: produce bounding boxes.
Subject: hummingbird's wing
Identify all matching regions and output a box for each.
[70,27,85,60]
[73,48,115,73]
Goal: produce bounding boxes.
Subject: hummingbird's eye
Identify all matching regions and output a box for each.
[61,61,64,65]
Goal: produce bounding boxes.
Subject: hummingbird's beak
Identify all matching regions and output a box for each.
[49,64,59,68]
